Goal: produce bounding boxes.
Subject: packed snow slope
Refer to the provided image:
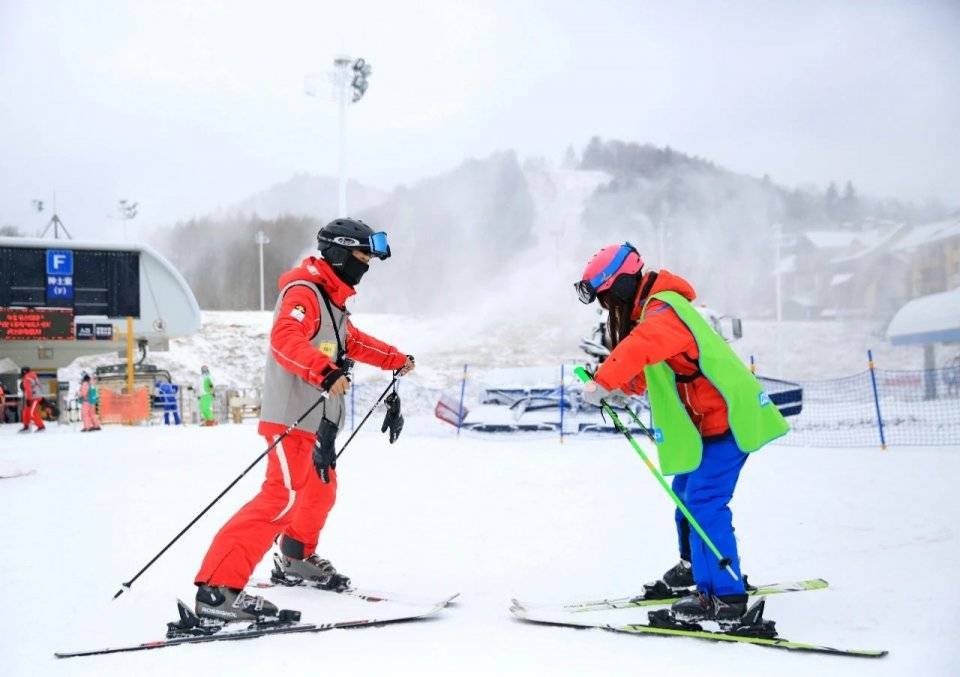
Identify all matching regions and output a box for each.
[1,421,957,676]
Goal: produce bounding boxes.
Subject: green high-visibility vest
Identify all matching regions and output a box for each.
[641,291,789,476]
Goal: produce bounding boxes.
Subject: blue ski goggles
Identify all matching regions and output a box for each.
[328,231,392,259]
[574,242,638,304]
[369,231,390,259]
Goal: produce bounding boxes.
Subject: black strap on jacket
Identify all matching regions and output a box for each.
[673,353,704,384]
[637,273,702,385]
[636,271,659,306]
[317,289,345,365]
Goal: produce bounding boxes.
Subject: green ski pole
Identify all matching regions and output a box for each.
[574,366,739,582]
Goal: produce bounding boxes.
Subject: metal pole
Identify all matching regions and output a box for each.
[258,237,265,311]
[334,56,350,217]
[573,366,738,581]
[125,317,134,395]
[113,392,329,599]
[867,349,888,451]
[559,363,565,444]
[255,230,269,311]
[456,364,468,436]
[336,374,399,461]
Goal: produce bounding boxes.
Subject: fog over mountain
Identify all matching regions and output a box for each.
[151,138,954,318]
[217,173,387,222]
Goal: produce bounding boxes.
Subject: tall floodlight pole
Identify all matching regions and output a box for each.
[255,230,270,311]
[333,56,350,217]
[306,56,372,218]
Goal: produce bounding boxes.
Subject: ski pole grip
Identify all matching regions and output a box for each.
[573,366,593,383]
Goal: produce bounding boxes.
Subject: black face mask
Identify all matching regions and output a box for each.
[322,245,370,287]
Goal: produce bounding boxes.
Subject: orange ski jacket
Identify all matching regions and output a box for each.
[594,270,731,438]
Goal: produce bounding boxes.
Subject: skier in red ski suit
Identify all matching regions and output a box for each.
[193,219,413,622]
[19,368,46,433]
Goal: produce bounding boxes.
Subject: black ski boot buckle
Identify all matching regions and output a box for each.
[647,608,703,631]
[251,608,302,629]
[270,555,305,587]
[635,579,674,602]
[724,599,778,639]
[166,599,225,638]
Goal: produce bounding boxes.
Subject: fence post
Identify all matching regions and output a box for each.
[867,349,887,451]
[749,354,756,374]
[456,364,468,437]
[559,363,565,444]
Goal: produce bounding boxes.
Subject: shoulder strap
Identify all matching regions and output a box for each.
[674,353,704,383]
[316,288,344,363]
[279,280,344,361]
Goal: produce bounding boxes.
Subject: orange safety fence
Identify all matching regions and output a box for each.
[99,387,151,424]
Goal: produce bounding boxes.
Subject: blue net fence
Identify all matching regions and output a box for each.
[779,367,960,448]
[342,363,960,448]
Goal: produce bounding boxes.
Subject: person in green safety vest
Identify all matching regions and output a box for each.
[198,365,217,427]
[576,242,788,625]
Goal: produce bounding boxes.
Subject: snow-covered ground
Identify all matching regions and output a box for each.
[1,420,957,676]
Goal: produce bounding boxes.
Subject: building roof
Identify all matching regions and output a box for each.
[830,273,854,286]
[887,287,960,345]
[801,229,883,251]
[890,215,960,252]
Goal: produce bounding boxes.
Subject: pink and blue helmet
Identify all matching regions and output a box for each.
[575,242,644,304]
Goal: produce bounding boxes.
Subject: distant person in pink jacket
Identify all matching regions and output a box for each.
[79,373,102,432]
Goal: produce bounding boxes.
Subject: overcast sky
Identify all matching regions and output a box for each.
[1,0,957,239]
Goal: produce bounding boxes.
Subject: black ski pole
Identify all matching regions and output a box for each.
[113,391,329,600]
[336,371,400,460]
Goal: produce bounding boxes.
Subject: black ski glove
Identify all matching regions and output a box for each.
[320,368,346,392]
[381,391,404,444]
[313,418,339,483]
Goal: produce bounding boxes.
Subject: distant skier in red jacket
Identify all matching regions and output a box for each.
[193,219,414,623]
[19,367,46,433]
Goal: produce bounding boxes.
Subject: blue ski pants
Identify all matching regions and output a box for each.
[670,430,748,597]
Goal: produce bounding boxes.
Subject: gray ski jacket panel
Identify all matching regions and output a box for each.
[260,280,347,434]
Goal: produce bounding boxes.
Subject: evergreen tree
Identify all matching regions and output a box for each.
[825,181,840,221]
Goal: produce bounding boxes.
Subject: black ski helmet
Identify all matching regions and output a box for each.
[317,218,391,287]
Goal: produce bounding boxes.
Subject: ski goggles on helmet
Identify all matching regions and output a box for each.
[574,242,639,304]
[326,231,392,259]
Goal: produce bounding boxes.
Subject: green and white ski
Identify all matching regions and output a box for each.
[603,622,887,658]
[514,578,828,615]
[509,598,887,658]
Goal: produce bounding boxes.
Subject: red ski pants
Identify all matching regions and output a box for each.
[194,434,337,589]
[22,399,44,430]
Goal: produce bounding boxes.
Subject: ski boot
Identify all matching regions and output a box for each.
[632,559,694,601]
[172,590,299,639]
[662,559,694,588]
[270,552,352,592]
[194,584,280,623]
[670,591,749,622]
[649,595,777,639]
